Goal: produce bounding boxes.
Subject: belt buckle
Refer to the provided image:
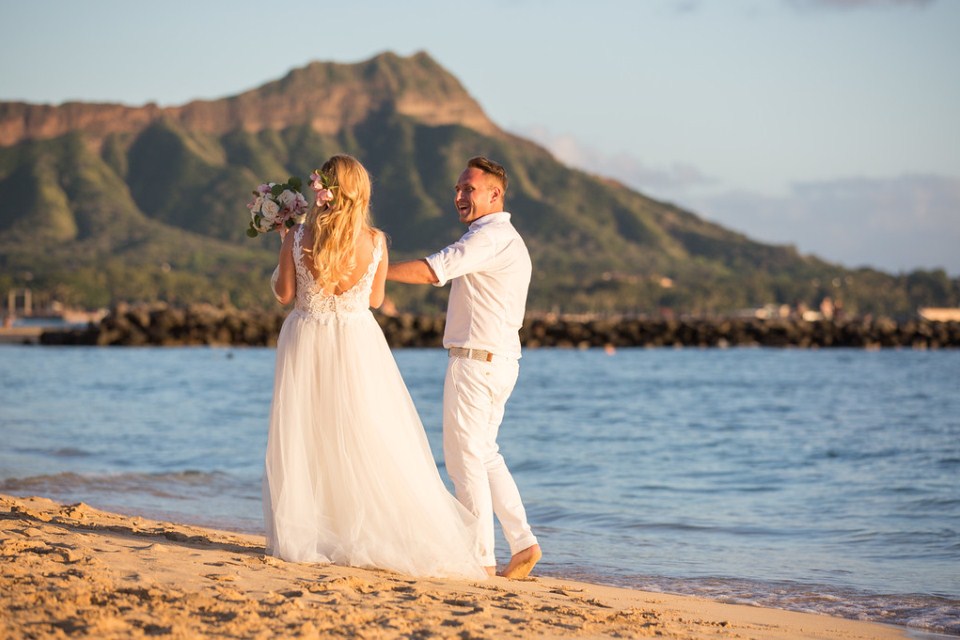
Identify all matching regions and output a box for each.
[451,347,494,362]
[471,349,493,362]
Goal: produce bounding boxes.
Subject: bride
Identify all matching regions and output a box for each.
[262,154,486,579]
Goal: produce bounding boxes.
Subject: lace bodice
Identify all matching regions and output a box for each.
[292,226,382,317]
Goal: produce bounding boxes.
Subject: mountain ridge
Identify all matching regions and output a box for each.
[0,51,499,148]
[0,51,956,317]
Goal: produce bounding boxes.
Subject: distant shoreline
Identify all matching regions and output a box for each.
[4,302,958,348]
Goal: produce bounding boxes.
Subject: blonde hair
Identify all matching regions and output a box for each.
[305,154,373,286]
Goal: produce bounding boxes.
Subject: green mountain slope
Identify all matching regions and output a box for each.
[0,52,956,317]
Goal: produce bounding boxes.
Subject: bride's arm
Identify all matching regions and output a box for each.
[272,228,297,305]
[369,231,388,309]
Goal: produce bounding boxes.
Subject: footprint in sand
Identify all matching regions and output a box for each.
[204,573,237,583]
[391,585,417,594]
[256,555,283,567]
[163,531,209,544]
[390,584,441,604]
[10,506,51,522]
[204,560,244,568]
[231,556,269,571]
[56,548,86,564]
[443,598,484,615]
[0,538,37,557]
[57,503,97,522]
[22,542,59,556]
[327,576,377,594]
[573,596,612,609]
[476,583,508,593]
[491,593,527,612]
[215,587,249,603]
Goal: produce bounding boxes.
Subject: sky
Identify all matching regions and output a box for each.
[1,0,957,275]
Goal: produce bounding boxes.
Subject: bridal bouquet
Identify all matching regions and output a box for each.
[246,177,309,237]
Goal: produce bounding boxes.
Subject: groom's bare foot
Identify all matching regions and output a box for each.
[484,565,497,577]
[500,544,541,579]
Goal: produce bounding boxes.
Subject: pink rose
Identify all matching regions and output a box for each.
[315,188,335,206]
[278,189,299,208]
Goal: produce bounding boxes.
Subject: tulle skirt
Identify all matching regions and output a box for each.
[263,309,486,580]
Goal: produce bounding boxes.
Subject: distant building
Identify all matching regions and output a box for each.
[918,308,960,322]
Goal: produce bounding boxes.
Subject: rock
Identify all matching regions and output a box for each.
[34,307,960,349]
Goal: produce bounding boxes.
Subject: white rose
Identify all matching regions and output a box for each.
[261,198,280,222]
[278,189,298,207]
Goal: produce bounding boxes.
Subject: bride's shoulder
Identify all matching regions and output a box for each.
[369,227,387,247]
[295,223,311,242]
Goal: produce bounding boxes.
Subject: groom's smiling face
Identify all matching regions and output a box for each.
[455,168,501,224]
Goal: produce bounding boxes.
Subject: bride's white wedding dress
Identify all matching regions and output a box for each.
[263,226,486,579]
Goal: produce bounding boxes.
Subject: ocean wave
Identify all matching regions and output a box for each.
[12,446,93,458]
[541,570,960,636]
[52,447,91,458]
[0,470,236,499]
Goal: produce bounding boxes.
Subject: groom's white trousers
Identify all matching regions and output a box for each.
[442,355,538,567]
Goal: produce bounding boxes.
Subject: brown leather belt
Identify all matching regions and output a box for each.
[448,347,495,362]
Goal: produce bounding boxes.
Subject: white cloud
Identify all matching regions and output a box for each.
[516,124,959,275]
[690,175,960,275]
[515,125,716,195]
[786,0,935,10]
[665,0,934,13]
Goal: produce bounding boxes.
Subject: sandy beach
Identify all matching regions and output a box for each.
[0,493,915,639]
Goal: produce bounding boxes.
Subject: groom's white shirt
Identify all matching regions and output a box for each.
[424,212,531,359]
[425,209,538,565]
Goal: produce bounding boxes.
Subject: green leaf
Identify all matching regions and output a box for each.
[246,228,259,238]
[287,176,302,191]
[270,184,284,197]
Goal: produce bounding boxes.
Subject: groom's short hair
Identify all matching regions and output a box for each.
[467,156,508,196]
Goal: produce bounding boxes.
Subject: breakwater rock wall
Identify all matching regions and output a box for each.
[521,315,960,349]
[37,303,960,349]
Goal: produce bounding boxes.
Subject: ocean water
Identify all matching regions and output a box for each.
[1,345,958,636]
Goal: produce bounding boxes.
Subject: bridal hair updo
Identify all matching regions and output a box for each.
[306,154,373,286]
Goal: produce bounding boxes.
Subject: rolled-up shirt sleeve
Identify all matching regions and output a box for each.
[424,228,496,287]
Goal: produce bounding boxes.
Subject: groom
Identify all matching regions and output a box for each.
[387,156,541,579]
